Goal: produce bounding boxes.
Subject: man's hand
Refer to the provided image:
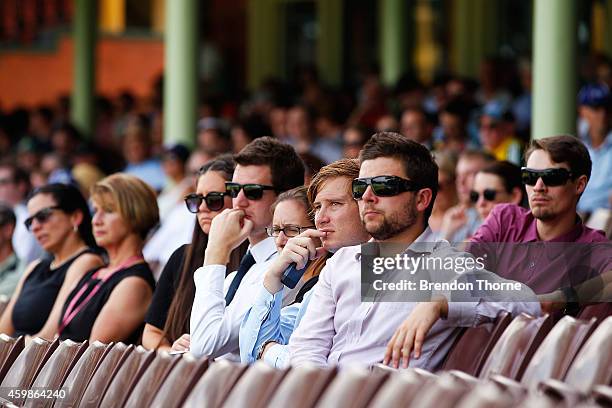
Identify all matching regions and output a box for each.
[538,290,567,314]
[383,301,447,368]
[205,209,253,265]
[263,229,327,294]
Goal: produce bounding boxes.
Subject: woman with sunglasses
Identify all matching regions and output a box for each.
[441,161,524,241]
[0,183,103,339]
[56,173,159,342]
[142,155,248,351]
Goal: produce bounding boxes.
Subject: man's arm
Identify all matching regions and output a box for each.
[288,263,336,366]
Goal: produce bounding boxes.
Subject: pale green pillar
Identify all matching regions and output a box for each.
[71,0,96,138]
[316,0,343,87]
[164,0,198,148]
[452,0,497,78]
[379,0,407,87]
[247,0,282,90]
[532,0,577,139]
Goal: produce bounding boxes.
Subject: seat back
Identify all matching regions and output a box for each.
[182,360,245,408]
[479,313,553,380]
[577,303,612,322]
[0,334,24,383]
[267,365,336,408]
[221,362,288,408]
[149,354,209,408]
[123,351,180,408]
[368,369,433,408]
[521,316,596,387]
[98,346,155,408]
[23,339,88,408]
[53,341,113,408]
[0,337,59,405]
[442,311,512,376]
[564,316,612,393]
[314,368,388,408]
[410,372,474,408]
[455,381,515,408]
[79,343,133,408]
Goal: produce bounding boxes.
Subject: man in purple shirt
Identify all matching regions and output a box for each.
[468,135,610,295]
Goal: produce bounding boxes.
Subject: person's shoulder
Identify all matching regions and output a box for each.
[581,226,610,243]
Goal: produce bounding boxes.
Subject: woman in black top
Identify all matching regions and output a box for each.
[0,184,103,338]
[142,155,247,351]
[57,173,159,343]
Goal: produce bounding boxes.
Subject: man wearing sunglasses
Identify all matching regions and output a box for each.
[288,132,539,369]
[469,135,610,297]
[190,137,305,360]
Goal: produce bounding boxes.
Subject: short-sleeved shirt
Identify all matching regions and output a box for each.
[469,204,610,294]
[59,262,156,343]
[145,244,188,330]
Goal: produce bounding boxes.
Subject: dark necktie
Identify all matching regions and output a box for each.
[225,251,256,306]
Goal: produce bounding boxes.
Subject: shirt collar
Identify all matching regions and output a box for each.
[354,227,445,261]
[525,212,585,242]
[249,236,278,263]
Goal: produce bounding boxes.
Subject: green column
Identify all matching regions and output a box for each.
[452,0,497,78]
[247,0,282,90]
[316,0,343,87]
[379,0,407,87]
[71,0,96,138]
[532,0,577,139]
[164,0,198,148]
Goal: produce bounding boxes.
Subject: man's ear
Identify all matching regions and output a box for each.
[575,175,588,195]
[416,188,433,212]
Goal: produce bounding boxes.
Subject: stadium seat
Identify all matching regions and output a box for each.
[98,346,155,408]
[0,337,59,405]
[314,368,388,408]
[123,351,181,408]
[23,339,88,408]
[267,365,337,408]
[0,334,24,383]
[221,362,289,408]
[182,360,246,408]
[53,341,114,408]
[577,303,612,322]
[409,371,474,408]
[151,354,210,408]
[591,385,612,406]
[79,343,134,408]
[478,313,553,380]
[441,311,512,376]
[455,381,516,408]
[368,368,435,408]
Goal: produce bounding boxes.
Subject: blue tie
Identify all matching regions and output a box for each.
[225,251,255,306]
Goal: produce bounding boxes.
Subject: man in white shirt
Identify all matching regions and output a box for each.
[189,137,305,360]
[288,132,540,370]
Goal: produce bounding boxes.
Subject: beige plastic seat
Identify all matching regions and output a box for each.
[314,368,388,408]
[181,360,245,408]
[221,362,288,408]
[53,341,113,408]
[98,345,155,408]
[267,365,337,408]
[368,368,436,408]
[409,371,474,408]
[78,343,134,408]
[0,334,24,383]
[23,339,88,408]
[123,351,180,408]
[150,353,210,408]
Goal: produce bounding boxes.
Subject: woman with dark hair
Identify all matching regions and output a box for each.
[0,183,103,338]
[471,160,524,222]
[142,155,248,351]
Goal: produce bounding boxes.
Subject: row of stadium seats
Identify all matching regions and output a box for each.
[0,308,610,407]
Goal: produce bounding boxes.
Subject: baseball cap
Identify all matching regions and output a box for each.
[578,83,611,107]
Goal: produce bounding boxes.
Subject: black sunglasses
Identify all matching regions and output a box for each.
[521,167,574,187]
[225,182,277,200]
[184,192,227,213]
[24,206,61,231]
[352,176,421,200]
[470,189,498,203]
[265,225,316,238]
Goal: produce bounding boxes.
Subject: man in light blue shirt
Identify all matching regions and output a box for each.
[240,159,370,367]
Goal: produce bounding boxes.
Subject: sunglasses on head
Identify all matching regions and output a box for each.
[470,189,498,203]
[184,192,227,213]
[352,176,421,200]
[521,167,574,187]
[24,206,61,231]
[265,224,316,238]
[225,182,277,200]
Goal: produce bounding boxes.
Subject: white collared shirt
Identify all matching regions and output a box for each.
[190,236,279,361]
[288,228,541,369]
